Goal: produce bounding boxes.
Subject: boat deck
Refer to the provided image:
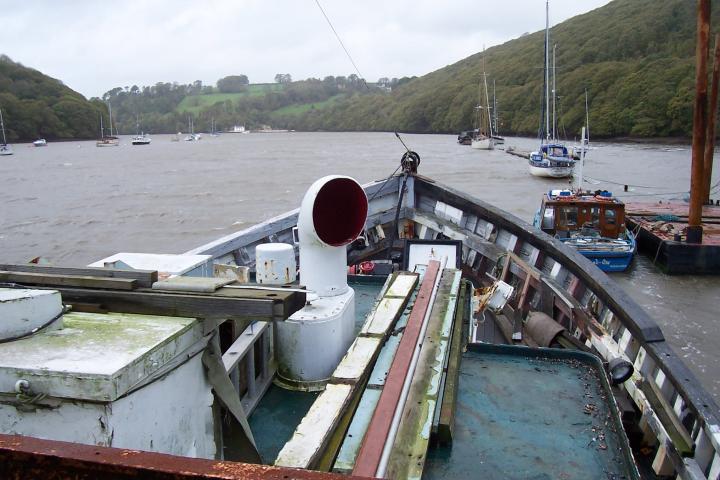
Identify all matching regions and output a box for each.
[424,344,638,480]
[248,278,386,464]
[625,202,720,273]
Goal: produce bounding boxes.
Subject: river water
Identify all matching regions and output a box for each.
[1,132,718,400]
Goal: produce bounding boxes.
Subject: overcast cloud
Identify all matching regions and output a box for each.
[0,0,611,98]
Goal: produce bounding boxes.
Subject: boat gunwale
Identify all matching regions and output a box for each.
[185,173,720,459]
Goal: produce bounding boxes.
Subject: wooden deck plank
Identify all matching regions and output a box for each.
[0,263,158,288]
[386,270,459,479]
[352,260,441,478]
[274,384,353,469]
[0,271,137,290]
[30,285,304,322]
[436,280,468,445]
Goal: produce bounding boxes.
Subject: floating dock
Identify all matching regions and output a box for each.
[505,146,530,159]
[625,202,720,274]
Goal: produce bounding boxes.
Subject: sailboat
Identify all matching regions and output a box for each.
[471,52,494,150]
[131,115,151,145]
[528,1,575,177]
[210,118,220,137]
[0,108,13,156]
[96,103,120,147]
[184,116,200,141]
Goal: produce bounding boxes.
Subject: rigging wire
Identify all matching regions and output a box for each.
[584,175,675,190]
[314,0,369,90]
[618,191,690,198]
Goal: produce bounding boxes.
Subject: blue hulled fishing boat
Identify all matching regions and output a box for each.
[534,189,636,271]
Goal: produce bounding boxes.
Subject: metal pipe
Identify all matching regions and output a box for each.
[375,256,447,478]
[704,33,720,204]
[688,0,710,243]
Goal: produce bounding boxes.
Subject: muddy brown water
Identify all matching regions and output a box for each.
[1,132,718,401]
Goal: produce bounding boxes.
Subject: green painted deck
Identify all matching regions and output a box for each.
[248,277,387,464]
[424,344,638,480]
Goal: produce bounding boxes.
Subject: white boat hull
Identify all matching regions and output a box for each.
[471,138,494,150]
[528,164,574,178]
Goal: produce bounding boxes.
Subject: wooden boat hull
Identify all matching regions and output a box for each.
[471,138,494,150]
[186,173,718,479]
[1,173,713,479]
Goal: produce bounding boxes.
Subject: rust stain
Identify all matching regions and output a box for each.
[0,433,373,479]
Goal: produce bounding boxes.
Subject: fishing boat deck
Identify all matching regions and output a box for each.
[248,278,386,464]
[625,202,720,273]
[424,344,638,480]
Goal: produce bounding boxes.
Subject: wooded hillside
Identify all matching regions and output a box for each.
[0,56,104,141]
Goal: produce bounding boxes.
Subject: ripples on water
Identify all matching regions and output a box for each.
[0,132,718,400]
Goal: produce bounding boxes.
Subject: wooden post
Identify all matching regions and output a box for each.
[704,33,720,204]
[689,0,711,243]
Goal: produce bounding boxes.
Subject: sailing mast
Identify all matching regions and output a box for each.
[483,61,493,138]
[552,44,557,141]
[0,109,7,145]
[493,79,498,135]
[108,102,114,137]
[544,0,550,142]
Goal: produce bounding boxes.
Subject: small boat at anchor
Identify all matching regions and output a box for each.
[0,108,13,156]
[32,138,47,147]
[131,116,152,145]
[534,188,636,271]
[529,1,575,178]
[470,52,494,151]
[96,104,119,147]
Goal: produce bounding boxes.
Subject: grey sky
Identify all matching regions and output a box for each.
[1,0,611,98]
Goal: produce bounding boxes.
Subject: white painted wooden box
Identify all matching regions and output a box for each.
[0,311,216,458]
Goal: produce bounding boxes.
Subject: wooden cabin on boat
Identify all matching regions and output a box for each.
[537,189,626,239]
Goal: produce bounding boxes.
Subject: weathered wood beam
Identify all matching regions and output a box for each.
[0,264,157,288]
[30,285,305,322]
[0,271,137,291]
[436,280,468,445]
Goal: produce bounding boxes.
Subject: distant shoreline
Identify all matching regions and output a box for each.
[6,132,695,146]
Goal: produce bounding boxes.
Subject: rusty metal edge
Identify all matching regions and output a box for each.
[0,434,370,480]
[352,260,441,478]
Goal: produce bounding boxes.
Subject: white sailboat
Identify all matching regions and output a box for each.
[97,103,120,147]
[184,117,200,141]
[0,108,14,156]
[210,118,220,137]
[528,1,574,177]
[471,52,495,150]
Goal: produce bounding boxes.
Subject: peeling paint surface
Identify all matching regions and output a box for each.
[0,312,200,401]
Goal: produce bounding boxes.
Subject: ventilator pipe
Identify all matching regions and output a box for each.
[298,175,368,297]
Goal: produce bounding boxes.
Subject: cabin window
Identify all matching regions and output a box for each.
[559,206,578,228]
[604,209,617,225]
[591,207,600,226]
[541,207,555,229]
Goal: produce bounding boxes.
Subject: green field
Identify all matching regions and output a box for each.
[271,95,344,116]
[176,84,284,113]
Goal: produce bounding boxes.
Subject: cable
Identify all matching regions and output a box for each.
[367,165,402,203]
[314,0,369,90]
[584,175,666,189]
[0,306,67,344]
[618,191,689,197]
